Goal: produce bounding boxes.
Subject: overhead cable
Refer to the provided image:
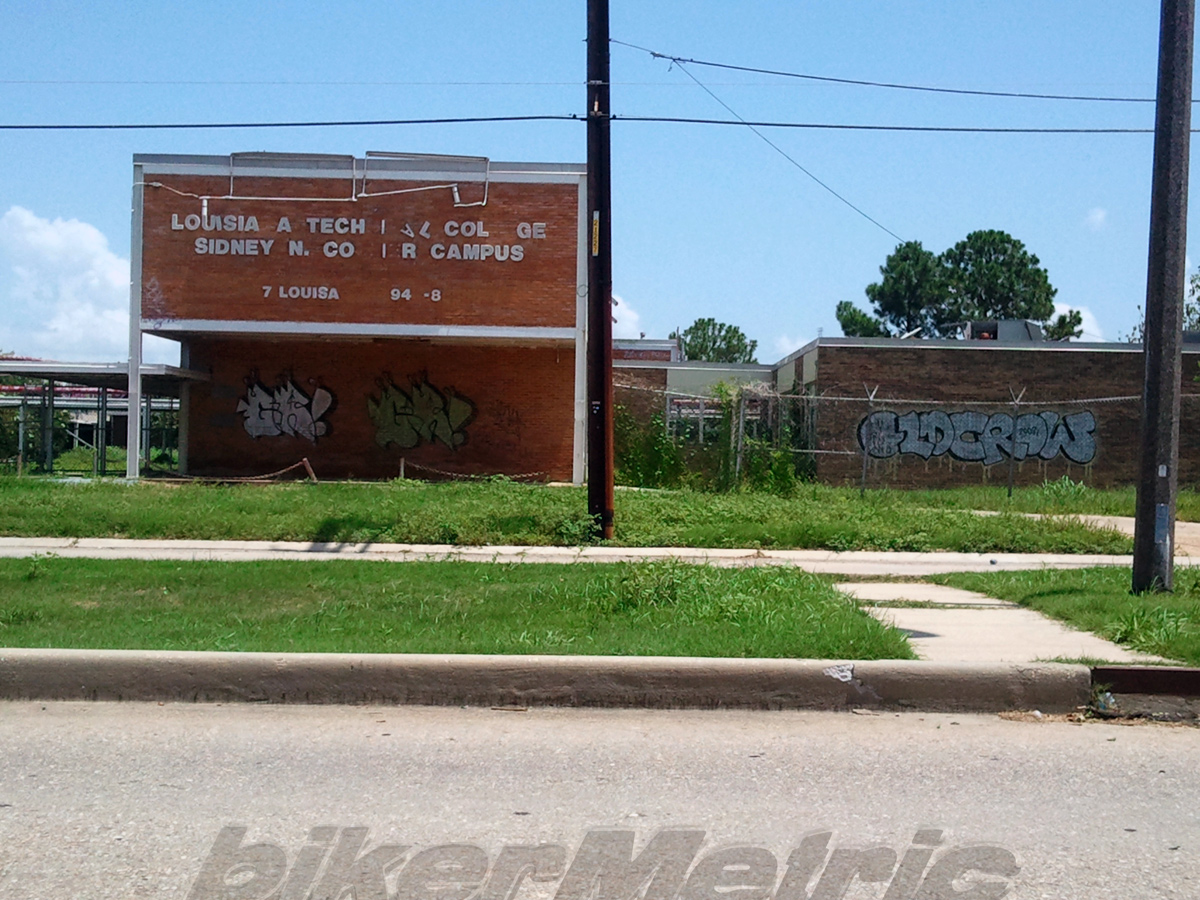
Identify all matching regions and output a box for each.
[611,39,1165,104]
[669,59,905,241]
[0,115,1168,134]
[0,115,580,131]
[613,117,1158,133]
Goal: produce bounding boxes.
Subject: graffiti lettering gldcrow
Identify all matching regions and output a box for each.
[858,409,1097,465]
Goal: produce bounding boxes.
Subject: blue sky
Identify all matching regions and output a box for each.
[0,1,1192,363]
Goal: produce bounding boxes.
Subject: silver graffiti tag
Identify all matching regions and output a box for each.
[858,409,1097,465]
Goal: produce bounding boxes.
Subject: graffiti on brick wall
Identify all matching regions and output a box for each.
[368,373,476,450]
[858,409,1097,465]
[142,277,168,319]
[236,374,334,443]
[492,402,524,441]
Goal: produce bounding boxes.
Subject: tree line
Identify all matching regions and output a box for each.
[836,229,1083,341]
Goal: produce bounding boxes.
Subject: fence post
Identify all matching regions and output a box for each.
[1007,386,1025,499]
[728,390,738,483]
[734,388,747,481]
[860,384,878,499]
[804,391,817,469]
[17,395,26,476]
[42,379,54,474]
[142,392,152,474]
[98,387,108,476]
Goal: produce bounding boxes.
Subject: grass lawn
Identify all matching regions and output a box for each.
[47,446,129,473]
[934,567,1200,666]
[0,557,913,659]
[0,477,1131,553]
[905,479,1200,521]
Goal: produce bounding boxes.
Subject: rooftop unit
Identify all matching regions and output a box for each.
[964,320,1046,342]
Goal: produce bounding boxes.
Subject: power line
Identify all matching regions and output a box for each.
[0,115,581,131]
[0,46,1166,105]
[3,114,1160,133]
[1,79,586,86]
[0,78,812,87]
[611,38,1165,104]
[669,60,904,241]
[614,117,1159,134]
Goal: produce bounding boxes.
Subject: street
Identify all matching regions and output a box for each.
[0,702,1196,899]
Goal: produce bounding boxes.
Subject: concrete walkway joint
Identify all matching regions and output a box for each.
[0,535,1144,575]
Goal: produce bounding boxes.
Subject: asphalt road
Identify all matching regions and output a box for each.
[0,702,1196,899]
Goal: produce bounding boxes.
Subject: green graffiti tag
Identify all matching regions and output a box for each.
[367,374,475,450]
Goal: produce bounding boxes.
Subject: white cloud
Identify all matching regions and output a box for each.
[611,293,643,339]
[1085,207,1108,231]
[0,206,142,362]
[773,333,808,358]
[1053,301,1103,342]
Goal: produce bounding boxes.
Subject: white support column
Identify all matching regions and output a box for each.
[126,166,144,478]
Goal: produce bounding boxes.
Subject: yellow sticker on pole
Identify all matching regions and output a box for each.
[591,211,599,256]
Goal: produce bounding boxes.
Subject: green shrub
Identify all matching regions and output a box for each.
[743,440,798,496]
[614,407,685,488]
[1037,475,1090,510]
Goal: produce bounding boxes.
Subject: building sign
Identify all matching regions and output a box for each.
[136,155,584,330]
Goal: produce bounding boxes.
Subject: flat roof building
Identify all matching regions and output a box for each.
[128,151,588,481]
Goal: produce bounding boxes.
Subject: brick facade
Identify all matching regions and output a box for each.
[184,337,576,481]
[809,341,1200,488]
[136,153,586,482]
[613,365,669,423]
[140,176,580,329]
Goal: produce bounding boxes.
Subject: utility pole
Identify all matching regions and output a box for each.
[1133,0,1195,592]
[586,0,615,539]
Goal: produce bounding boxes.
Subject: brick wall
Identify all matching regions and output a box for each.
[613,348,674,361]
[141,175,579,329]
[812,342,1200,488]
[613,366,669,423]
[185,337,576,481]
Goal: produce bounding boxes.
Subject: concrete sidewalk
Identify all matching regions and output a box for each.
[837,582,1156,664]
[1077,514,1200,557]
[985,511,1200,557]
[0,535,1141,575]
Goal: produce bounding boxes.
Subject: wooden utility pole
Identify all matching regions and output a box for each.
[586,0,615,538]
[1133,0,1194,592]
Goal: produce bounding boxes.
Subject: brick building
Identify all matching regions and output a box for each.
[776,337,1200,489]
[128,152,587,481]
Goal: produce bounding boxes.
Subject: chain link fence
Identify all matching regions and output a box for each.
[0,382,179,477]
[614,377,1189,493]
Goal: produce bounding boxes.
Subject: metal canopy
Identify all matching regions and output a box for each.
[0,361,208,397]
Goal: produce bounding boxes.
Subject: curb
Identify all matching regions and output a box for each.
[0,650,1091,713]
[1092,665,1200,696]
